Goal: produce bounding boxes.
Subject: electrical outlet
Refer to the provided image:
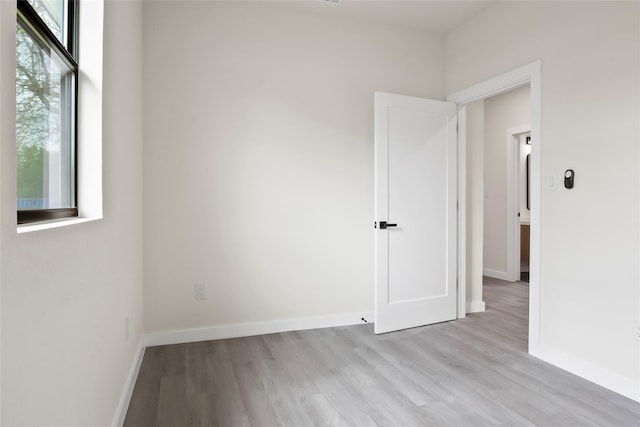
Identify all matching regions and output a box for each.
[195,284,206,300]
[125,316,130,341]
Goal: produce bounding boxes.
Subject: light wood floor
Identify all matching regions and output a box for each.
[125,278,640,426]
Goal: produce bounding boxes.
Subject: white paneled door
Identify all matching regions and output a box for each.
[374,92,458,334]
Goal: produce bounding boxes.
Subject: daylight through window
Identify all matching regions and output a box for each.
[16,0,78,224]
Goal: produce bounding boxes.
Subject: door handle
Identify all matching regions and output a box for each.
[378,221,398,230]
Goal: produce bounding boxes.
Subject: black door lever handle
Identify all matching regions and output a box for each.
[378,221,398,230]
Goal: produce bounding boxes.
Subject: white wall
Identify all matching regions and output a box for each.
[0,0,144,424]
[466,99,485,311]
[142,1,445,336]
[483,85,530,278]
[447,1,640,399]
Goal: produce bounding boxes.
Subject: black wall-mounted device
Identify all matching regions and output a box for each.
[564,169,574,189]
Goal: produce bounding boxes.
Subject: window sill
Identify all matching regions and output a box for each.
[17,216,102,234]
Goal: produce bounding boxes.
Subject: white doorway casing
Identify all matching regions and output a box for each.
[447,61,542,354]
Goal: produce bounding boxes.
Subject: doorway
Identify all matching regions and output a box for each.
[507,125,532,283]
[465,86,531,342]
[516,131,531,283]
[447,61,542,354]
[481,85,531,284]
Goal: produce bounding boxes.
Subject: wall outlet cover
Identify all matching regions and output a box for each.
[195,284,206,300]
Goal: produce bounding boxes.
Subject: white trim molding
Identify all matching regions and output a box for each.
[447,62,536,105]
[457,104,467,319]
[532,344,640,403]
[466,301,486,313]
[144,311,374,347]
[483,268,511,281]
[113,338,145,427]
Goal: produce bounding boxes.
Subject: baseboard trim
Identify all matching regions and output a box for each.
[531,344,640,403]
[483,268,510,281]
[144,311,374,347]
[466,301,486,313]
[113,339,145,427]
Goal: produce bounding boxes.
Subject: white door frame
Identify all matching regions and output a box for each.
[506,125,531,282]
[447,60,542,354]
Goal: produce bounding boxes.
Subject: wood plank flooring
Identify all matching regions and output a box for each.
[125,278,640,426]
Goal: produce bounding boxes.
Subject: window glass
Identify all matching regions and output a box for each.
[26,0,64,43]
[16,21,75,210]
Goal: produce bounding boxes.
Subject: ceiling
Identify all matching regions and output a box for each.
[268,0,496,34]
